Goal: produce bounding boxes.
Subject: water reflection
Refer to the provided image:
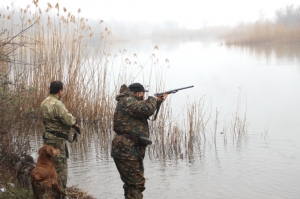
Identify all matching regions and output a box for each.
[28,40,300,198]
[65,122,247,165]
[226,43,300,61]
[29,116,300,199]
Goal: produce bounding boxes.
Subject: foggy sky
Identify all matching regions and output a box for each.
[1,0,300,28]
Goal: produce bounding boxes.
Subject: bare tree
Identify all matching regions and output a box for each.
[0,21,38,66]
[275,4,300,26]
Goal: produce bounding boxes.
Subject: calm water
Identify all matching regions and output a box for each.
[35,40,300,198]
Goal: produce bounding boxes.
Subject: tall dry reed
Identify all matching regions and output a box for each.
[225,20,300,45]
[1,1,249,164]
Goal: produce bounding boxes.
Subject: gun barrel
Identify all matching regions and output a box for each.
[154,85,194,96]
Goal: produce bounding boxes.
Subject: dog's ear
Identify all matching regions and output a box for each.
[38,146,46,156]
[46,145,54,157]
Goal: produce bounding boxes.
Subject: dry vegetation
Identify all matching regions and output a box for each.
[67,186,96,199]
[225,21,300,45]
[0,0,248,197]
[225,5,300,45]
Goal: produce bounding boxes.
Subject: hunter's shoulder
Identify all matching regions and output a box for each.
[41,95,57,105]
[117,94,136,103]
[54,99,65,107]
[42,95,65,108]
[126,96,138,102]
[147,96,157,102]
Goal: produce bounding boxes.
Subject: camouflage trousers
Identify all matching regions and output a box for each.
[113,158,145,199]
[44,137,68,199]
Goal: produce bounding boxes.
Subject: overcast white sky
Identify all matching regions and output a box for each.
[1,0,300,28]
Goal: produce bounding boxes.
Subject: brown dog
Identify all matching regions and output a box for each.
[31,145,62,199]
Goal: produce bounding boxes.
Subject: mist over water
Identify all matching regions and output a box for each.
[31,39,300,199]
[1,1,300,198]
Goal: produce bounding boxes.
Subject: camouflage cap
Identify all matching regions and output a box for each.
[128,83,149,92]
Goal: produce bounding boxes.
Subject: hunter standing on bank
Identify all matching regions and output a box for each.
[40,81,80,199]
[112,83,167,199]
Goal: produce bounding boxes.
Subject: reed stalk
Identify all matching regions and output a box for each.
[1,1,250,165]
[225,20,300,45]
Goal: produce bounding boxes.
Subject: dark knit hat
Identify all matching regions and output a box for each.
[128,83,149,92]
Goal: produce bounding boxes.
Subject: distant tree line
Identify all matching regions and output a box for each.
[275,4,300,26]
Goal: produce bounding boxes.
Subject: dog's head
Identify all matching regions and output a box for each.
[38,145,60,158]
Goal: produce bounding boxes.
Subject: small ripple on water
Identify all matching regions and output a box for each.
[64,131,300,199]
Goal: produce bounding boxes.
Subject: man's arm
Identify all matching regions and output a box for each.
[127,96,157,118]
[53,101,76,126]
[126,94,168,118]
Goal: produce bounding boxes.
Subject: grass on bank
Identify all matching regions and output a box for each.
[0,181,95,199]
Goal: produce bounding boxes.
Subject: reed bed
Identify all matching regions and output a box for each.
[0,1,248,165]
[1,1,115,123]
[0,2,250,198]
[224,20,300,45]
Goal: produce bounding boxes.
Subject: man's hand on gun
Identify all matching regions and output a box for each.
[152,86,194,120]
[71,123,81,142]
[72,124,81,134]
[154,93,168,102]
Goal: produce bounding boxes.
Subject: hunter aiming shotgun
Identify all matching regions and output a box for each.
[153,85,194,120]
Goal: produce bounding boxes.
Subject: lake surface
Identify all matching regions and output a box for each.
[33,39,300,198]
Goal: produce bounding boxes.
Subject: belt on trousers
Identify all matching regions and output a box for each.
[119,133,139,143]
[47,131,69,140]
[118,133,152,146]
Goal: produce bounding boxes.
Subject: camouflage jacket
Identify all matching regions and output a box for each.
[111,84,157,160]
[40,94,76,139]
